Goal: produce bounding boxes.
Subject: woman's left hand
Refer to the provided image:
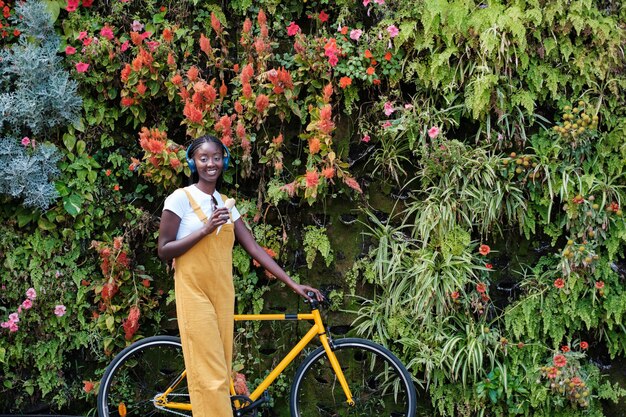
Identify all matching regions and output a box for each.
[292,284,324,302]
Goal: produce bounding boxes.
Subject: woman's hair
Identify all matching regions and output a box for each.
[187,134,225,186]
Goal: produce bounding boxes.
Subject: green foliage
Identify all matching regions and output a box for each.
[302,225,333,269]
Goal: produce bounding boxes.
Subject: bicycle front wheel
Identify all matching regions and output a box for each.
[290,338,417,417]
[97,336,189,417]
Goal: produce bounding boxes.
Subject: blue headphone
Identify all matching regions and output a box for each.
[186,141,231,173]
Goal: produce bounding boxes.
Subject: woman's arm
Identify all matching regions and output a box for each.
[234,218,324,302]
[158,207,231,261]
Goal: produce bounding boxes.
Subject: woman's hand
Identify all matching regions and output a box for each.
[292,284,325,302]
[202,207,230,235]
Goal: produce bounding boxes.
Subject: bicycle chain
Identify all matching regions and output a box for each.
[153,393,192,417]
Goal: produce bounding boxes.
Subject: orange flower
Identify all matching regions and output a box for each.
[141,279,150,288]
[580,341,589,350]
[595,281,605,289]
[257,9,267,26]
[384,51,392,61]
[187,66,199,81]
[183,101,204,124]
[478,244,491,256]
[236,122,246,139]
[170,158,181,169]
[364,49,373,59]
[199,33,211,55]
[162,27,173,43]
[255,94,269,113]
[343,176,362,193]
[554,278,565,289]
[322,167,335,179]
[120,64,132,82]
[340,26,348,35]
[121,97,134,107]
[130,31,143,46]
[476,282,487,293]
[169,74,182,86]
[242,83,253,98]
[305,170,319,188]
[309,138,321,154]
[167,52,176,66]
[210,12,222,35]
[272,134,283,145]
[366,66,375,75]
[322,83,333,103]
[219,80,227,98]
[339,76,352,89]
[113,185,120,191]
[234,100,243,114]
[136,80,147,95]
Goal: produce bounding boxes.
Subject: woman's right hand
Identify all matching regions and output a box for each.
[202,207,230,235]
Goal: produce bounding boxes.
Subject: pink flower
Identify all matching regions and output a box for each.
[66,0,79,12]
[374,0,385,3]
[361,134,371,143]
[9,322,18,332]
[145,40,160,51]
[350,29,363,41]
[75,62,90,73]
[120,41,130,52]
[9,313,19,323]
[328,54,338,66]
[21,137,30,146]
[54,305,67,317]
[287,22,300,36]
[21,299,32,310]
[140,31,152,40]
[100,26,114,41]
[382,121,392,128]
[404,103,414,109]
[77,31,88,41]
[428,126,440,139]
[65,46,76,55]
[387,25,399,38]
[26,288,36,300]
[363,0,370,5]
[0,322,8,328]
[383,101,395,116]
[131,20,144,32]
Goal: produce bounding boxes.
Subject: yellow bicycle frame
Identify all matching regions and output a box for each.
[153,308,354,412]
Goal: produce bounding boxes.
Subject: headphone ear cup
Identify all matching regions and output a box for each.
[186,145,196,174]
[222,144,231,170]
[187,158,196,174]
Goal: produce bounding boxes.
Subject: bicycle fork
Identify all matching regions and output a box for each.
[313,310,356,407]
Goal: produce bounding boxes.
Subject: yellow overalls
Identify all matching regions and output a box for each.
[174,188,235,416]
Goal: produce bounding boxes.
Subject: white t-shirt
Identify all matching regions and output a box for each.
[163,186,241,240]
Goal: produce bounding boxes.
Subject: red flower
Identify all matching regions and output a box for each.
[554,278,565,289]
[339,76,352,89]
[66,0,78,12]
[136,80,147,95]
[476,283,487,293]
[142,279,150,288]
[83,380,95,394]
[75,62,89,73]
[171,74,183,85]
[113,185,120,191]
[547,367,558,379]
[122,306,141,340]
[450,291,459,300]
[65,45,76,55]
[384,51,392,61]
[364,49,373,59]
[319,10,329,22]
[580,341,589,350]
[163,28,173,43]
[478,244,491,256]
[82,0,93,6]
[561,345,570,353]
[287,21,300,36]
[485,263,493,269]
[595,281,605,289]
[553,354,567,368]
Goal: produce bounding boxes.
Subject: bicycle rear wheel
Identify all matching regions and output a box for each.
[289,338,416,417]
[97,336,189,417]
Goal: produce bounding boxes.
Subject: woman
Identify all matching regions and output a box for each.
[158,135,323,416]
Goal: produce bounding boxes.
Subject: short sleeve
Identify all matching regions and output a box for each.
[163,189,189,219]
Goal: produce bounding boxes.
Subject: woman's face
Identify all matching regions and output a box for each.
[193,142,224,183]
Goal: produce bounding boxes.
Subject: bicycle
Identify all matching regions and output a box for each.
[96,295,417,417]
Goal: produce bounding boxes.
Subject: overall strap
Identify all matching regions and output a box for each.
[183,187,210,224]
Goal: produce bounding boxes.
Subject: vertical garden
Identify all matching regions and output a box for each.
[1,0,626,415]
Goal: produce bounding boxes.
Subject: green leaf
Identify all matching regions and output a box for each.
[76,140,86,155]
[63,133,76,151]
[0,347,5,363]
[106,315,115,332]
[63,194,83,216]
[43,0,60,23]
[37,217,56,231]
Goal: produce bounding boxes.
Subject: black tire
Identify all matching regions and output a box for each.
[97,336,189,417]
[289,338,417,417]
